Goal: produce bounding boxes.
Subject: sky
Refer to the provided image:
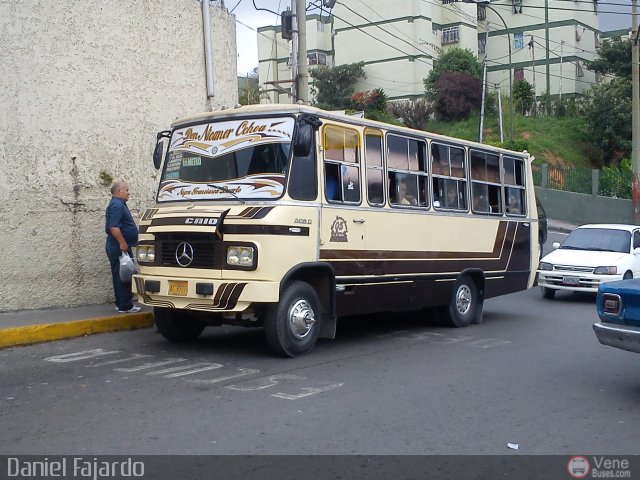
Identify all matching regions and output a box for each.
[231,0,634,76]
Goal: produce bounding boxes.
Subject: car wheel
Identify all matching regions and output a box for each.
[442,275,478,328]
[154,307,205,342]
[264,281,322,357]
[623,271,633,280]
[541,287,556,299]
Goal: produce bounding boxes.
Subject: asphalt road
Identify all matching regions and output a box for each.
[2,231,639,456]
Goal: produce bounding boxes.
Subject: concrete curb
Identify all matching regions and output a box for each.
[0,312,154,349]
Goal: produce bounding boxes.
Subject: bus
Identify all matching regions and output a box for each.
[133,104,539,357]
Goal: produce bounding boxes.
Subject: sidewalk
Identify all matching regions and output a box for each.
[0,302,154,349]
[0,219,577,350]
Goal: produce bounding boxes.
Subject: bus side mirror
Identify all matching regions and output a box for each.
[294,123,313,157]
[153,130,171,170]
[153,141,164,170]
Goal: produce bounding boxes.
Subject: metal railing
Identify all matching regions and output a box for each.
[532,163,632,200]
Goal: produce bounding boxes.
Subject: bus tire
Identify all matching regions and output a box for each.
[154,307,205,342]
[264,281,321,357]
[443,275,478,328]
[541,287,556,299]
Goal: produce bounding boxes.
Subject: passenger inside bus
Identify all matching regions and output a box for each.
[472,184,492,213]
[506,189,522,214]
[398,176,417,205]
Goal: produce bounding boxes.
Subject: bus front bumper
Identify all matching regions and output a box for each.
[132,274,279,313]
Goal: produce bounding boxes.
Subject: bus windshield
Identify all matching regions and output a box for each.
[157,116,295,202]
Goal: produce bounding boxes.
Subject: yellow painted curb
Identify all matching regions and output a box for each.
[0,312,155,349]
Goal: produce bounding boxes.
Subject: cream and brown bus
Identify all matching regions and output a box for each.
[133,104,538,357]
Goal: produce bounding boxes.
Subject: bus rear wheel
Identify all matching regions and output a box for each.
[443,275,479,328]
[154,307,205,342]
[264,281,322,357]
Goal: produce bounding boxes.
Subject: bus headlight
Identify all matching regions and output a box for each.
[593,266,617,275]
[227,246,255,267]
[137,245,155,263]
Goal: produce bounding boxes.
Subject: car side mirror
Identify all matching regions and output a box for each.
[552,241,560,249]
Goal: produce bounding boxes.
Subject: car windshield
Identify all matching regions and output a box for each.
[561,228,631,253]
[157,117,294,202]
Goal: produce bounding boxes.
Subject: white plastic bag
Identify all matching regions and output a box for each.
[119,251,138,283]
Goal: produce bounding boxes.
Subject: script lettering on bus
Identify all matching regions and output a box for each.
[236,121,267,136]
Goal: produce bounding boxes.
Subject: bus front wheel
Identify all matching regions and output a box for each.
[264,281,322,357]
[443,275,479,328]
[154,307,205,342]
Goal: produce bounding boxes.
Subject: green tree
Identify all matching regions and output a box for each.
[580,78,632,166]
[424,47,483,99]
[309,62,366,110]
[512,79,535,115]
[586,38,632,81]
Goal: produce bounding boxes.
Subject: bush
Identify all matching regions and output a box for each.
[433,72,482,121]
[387,98,433,130]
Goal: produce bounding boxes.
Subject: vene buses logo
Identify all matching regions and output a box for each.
[330,216,348,242]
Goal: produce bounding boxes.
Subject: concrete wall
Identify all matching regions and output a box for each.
[0,0,237,312]
[535,187,633,226]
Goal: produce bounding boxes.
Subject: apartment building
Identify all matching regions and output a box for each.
[258,0,604,103]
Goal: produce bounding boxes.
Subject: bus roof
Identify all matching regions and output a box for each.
[171,104,531,159]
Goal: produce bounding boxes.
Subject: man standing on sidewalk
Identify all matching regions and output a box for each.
[105,182,141,313]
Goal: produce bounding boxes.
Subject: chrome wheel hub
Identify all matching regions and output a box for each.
[288,299,316,339]
[455,285,472,316]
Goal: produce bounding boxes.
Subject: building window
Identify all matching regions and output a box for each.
[478,37,486,55]
[442,0,456,4]
[576,61,584,77]
[514,68,524,82]
[513,0,523,14]
[308,52,327,66]
[477,5,486,20]
[595,31,601,48]
[317,20,325,33]
[514,33,524,50]
[441,26,460,45]
[595,72,604,83]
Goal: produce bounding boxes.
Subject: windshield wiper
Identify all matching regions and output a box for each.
[560,246,586,250]
[587,247,618,252]
[208,183,245,204]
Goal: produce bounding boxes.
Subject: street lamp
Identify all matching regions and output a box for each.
[462,0,513,142]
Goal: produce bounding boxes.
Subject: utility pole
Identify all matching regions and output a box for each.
[529,36,536,116]
[633,0,640,223]
[496,84,504,143]
[290,1,298,101]
[296,0,309,104]
[479,31,489,142]
[559,40,564,101]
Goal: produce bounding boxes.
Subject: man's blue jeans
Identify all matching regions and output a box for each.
[106,244,134,311]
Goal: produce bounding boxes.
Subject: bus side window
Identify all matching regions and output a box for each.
[325,163,341,201]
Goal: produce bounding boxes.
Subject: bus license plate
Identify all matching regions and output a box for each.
[168,280,188,296]
[562,276,580,286]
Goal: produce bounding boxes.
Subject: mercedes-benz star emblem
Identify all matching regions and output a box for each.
[175,242,194,267]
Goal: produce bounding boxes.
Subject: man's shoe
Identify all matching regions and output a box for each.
[118,305,142,313]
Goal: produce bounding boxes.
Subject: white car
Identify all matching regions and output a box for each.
[537,224,640,299]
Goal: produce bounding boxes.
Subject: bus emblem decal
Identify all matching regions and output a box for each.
[330,216,348,243]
